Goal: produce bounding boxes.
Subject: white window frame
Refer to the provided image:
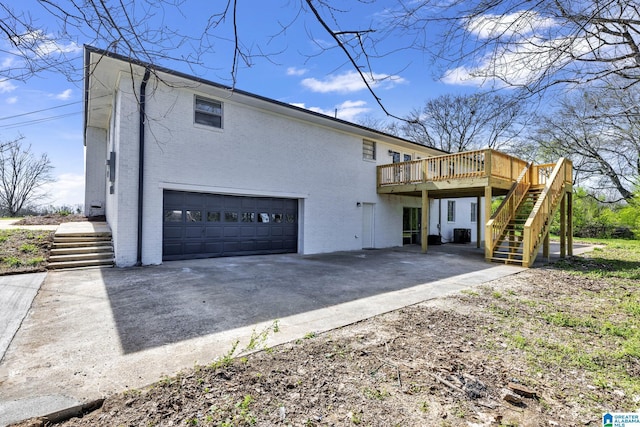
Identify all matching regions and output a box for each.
[363,139,376,161]
[470,202,477,223]
[447,200,456,222]
[194,95,223,129]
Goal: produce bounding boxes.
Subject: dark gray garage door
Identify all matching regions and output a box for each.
[163,191,298,261]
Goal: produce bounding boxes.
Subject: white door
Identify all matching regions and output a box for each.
[362,203,375,249]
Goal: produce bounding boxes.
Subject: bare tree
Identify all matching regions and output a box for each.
[401,93,524,152]
[388,0,640,94]
[0,137,54,216]
[3,1,637,120]
[532,84,640,202]
[0,1,405,117]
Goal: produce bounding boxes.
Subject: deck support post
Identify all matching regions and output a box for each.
[421,190,429,253]
[560,192,566,258]
[476,196,482,248]
[484,186,492,260]
[543,232,550,261]
[567,190,573,257]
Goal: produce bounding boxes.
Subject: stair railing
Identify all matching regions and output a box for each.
[485,162,532,259]
[522,158,571,267]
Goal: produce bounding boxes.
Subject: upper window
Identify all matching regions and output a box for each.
[195,96,223,128]
[447,200,456,222]
[363,140,376,160]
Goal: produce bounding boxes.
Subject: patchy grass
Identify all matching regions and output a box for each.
[0,229,53,275]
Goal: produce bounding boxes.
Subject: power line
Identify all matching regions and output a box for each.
[0,100,82,121]
[0,111,82,130]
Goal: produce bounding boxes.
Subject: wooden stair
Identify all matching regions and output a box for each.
[489,187,543,266]
[47,222,114,270]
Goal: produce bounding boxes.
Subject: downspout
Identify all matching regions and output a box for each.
[137,68,151,265]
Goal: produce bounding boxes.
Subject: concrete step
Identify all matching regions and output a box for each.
[50,246,113,256]
[52,241,112,249]
[54,236,112,243]
[48,252,114,263]
[55,232,112,238]
[48,258,115,270]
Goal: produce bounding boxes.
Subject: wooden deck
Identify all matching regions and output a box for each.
[377,149,551,198]
[376,149,573,267]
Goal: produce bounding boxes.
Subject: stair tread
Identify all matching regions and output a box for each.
[48,259,114,269]
[48,252,114,262]
[50,246,113,255]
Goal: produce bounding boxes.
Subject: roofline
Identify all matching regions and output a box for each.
[83,45,448,155]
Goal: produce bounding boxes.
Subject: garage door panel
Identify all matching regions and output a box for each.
[240,227,256,237]
[204,227,222,238]
[163,243,183,256]
[184,243,204,254]
[223,226,240,237]
[204,242,223,253]
[163,191,298,260]
[256,227,270,237]
[185,227,203,238]
[164,227,183,239]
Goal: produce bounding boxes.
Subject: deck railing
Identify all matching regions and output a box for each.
[377,149,529,187]
[522,158,572,267]
[485,163,531,258]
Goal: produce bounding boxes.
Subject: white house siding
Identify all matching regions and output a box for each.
[86,51,483,266]
[108,81,144,266]
[428,197,483,244]
[103,72,434,266]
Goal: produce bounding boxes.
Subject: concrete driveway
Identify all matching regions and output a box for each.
[0,243,592,425]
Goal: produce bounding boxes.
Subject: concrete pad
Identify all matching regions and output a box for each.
[0,273,47,362]
[55,221,111,236]
[0,243,594,425]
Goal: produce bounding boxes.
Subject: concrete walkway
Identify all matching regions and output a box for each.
[0,273,47,363]
[0,219,59,231]
[0,243,594,426]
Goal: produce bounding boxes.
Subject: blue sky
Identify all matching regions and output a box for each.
[0,1,564,208]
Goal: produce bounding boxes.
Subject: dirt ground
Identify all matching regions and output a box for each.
[13,249,640,427]
[13,214,92,226]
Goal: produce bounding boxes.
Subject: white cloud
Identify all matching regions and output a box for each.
[442,32,585,88]
[0,79,17,93]
[446,10,633,89]
[55,89,73,100]
[465,11,558,40]
[40,173,85,207]
[6,96,18,104]
[286,67,308,76]
[2,57,15,68]
[13,31,81,57]
[290,100,370,122]
[301,71,406,94]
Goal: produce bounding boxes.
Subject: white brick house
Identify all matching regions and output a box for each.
[83,46,484,267]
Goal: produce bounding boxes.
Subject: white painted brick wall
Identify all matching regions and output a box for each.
[99,71,483,266]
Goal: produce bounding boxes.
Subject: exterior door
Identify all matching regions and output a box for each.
[361,203,375,249]
[402,207,421,245]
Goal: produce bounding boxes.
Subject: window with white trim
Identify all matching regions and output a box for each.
[470,202,477,222]
[195,96,223,128]
[363,140,376,160]
[447,200,456,222]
